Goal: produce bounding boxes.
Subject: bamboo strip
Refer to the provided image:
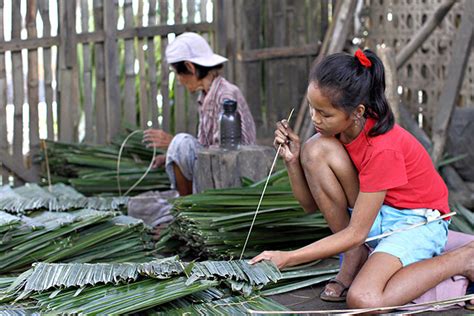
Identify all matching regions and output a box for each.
[146,0,159,128]
[137,0,149,129]
[26,0,40,156]
[11,0,24,185]
[159,0,170,132]
[0,0,9,183]
[123,0,136,126]
[81,0,94,143]
[173,0,187,133]
[38,0,54,140]
[93,0,107,144]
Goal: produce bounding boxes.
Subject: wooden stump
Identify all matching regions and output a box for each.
[194,145,276,193]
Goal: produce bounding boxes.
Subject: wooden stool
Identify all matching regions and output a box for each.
[194,145,276,193]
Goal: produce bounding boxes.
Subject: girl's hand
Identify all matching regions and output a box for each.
[143,129,173,149]
[274,120,300,163]
[249,250,291,269]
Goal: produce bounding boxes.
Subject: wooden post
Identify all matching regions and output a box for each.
[58,0,77,142]
[377,45,400,123]
[123,0,136,127]
[430,1,474,165]
[194,146,275,193]
[103,0,121,141]
[0,0,9,183]
[38,0,54,140]
[11,0,24,185]
[94,0,107,144]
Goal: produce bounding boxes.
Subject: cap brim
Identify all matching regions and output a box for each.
[188,54,228,67]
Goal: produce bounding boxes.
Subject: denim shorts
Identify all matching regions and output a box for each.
[350,205,449,267]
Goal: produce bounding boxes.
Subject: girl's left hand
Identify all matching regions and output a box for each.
[249,250,290,269]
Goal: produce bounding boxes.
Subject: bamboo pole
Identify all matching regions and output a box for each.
[147,0,159,128]
[11,0,24,185]
[137,0,149,129]
[173,0,187,133]
[27,0,40,156]
[94,0,107,144]
[377,46,399,123]
[103,0,121,141]
[0,0,9,183]
[123,0,136,127]
[81,0,94,143]
[159,0,170,132]
[38,0,54,140]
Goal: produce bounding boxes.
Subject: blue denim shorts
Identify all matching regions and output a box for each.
[351,205,449,267]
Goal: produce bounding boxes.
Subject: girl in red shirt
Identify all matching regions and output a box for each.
[250,49,474,309]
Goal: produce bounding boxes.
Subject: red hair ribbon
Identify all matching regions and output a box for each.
[355,49,372,68]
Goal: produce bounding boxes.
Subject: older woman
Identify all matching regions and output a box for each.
[144,32,256,196]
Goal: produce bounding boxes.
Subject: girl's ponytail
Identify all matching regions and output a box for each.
[363,49,394,137]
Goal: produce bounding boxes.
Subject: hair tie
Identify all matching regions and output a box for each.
[355,49,372,68]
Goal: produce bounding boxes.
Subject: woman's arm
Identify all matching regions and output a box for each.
[250,190,386,268]
[275,120,318,213]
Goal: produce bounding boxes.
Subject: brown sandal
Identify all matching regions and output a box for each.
[320,278,349,302]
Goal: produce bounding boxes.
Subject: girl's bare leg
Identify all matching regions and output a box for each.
[347,241,474,309]
[301,135,368,297]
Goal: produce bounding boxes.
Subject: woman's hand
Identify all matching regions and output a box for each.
[143,129,173,149]
[151,154,166,169]
[249,250,291,269]
[274,120,300,164]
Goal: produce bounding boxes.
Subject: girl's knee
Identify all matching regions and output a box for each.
[346,287,383,309]
[301,135,347,166]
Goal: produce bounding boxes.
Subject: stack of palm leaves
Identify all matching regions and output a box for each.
[0,209,154,273]
[156,170,332,259]
[0,258,289,314]
[0,183,127,215]
[36,131,170,196]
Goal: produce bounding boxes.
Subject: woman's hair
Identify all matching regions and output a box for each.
[309,49,394,137]
[170,61,223,80]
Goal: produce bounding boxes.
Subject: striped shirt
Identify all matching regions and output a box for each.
[197,76,256,147]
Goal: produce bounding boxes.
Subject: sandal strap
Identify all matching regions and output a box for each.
[327,277,349,290]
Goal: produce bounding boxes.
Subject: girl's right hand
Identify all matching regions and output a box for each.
[274,119,300,163]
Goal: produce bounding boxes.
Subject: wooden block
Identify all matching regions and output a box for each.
[194,145,275,193]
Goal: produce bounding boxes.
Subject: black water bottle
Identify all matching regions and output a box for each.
[220,99,241,150]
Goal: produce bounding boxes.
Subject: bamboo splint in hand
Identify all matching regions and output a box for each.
[240,108,295,260]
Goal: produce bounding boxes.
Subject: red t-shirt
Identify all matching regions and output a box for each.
[343,118,450,214]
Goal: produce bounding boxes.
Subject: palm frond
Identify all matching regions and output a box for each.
[154,295,290,314]
[0,210,153,273]
[0,184,128,215]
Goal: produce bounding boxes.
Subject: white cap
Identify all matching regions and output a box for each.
[165,32,228,67]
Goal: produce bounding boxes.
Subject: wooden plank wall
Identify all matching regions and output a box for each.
[219,0,334,143]
[0,0,213,185]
